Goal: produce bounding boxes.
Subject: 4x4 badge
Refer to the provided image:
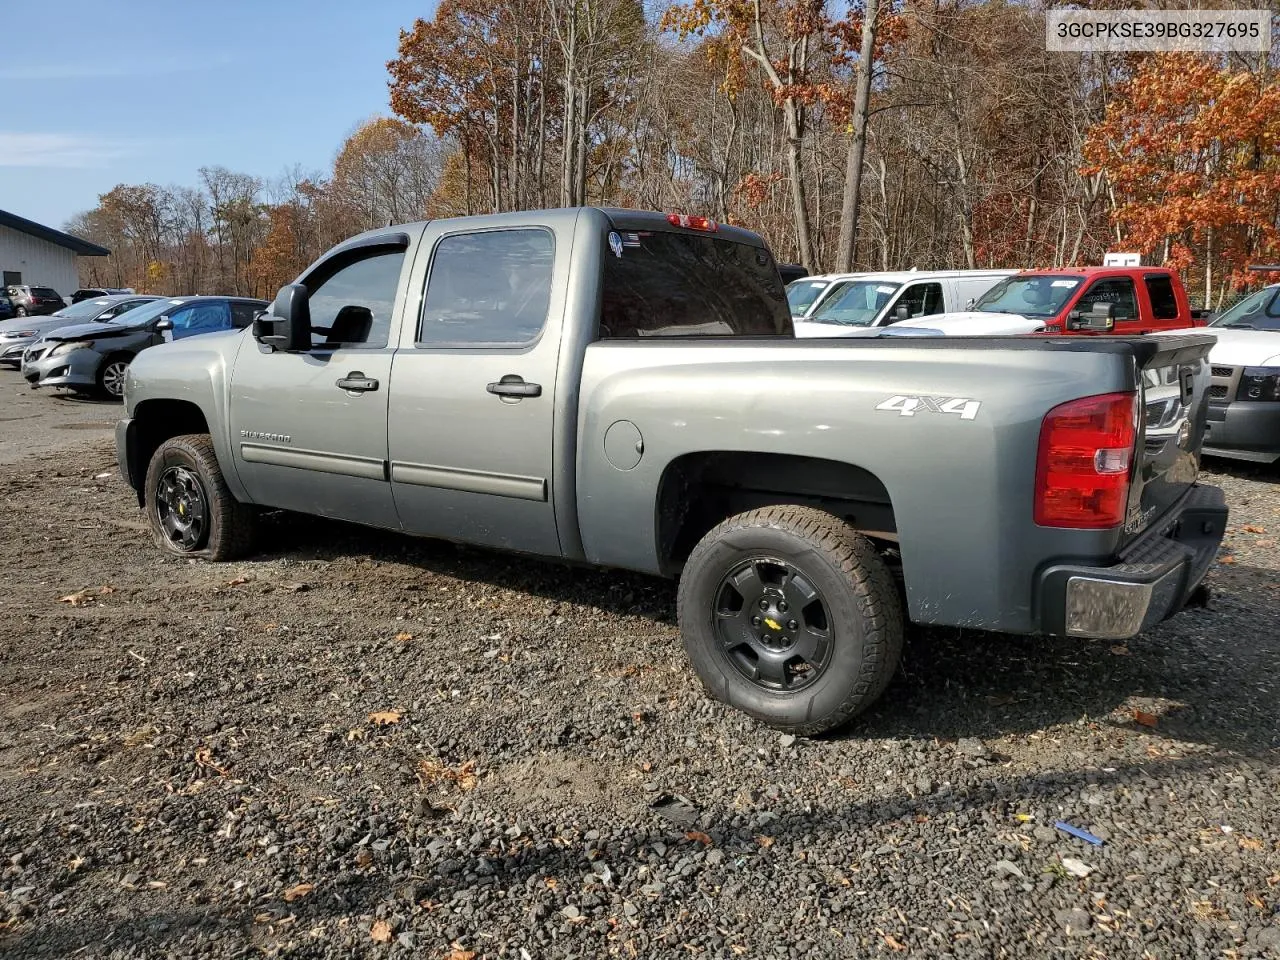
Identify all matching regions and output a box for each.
[875,395,981,421]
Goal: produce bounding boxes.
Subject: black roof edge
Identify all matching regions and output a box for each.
[0,209,111,256]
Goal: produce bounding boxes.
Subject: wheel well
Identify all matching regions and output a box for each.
[127,399,211,503]
[656,452,897,576]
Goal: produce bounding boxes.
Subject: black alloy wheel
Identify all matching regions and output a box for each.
[154,465,209,550]
[713,556,833,691]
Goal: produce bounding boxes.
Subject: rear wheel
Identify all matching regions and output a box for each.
[97,354,132,399]
[677,505,904,735]
[144,434,256,561]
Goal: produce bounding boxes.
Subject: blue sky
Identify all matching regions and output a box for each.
[0,0,436,231]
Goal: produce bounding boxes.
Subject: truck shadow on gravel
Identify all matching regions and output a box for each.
[254,512,1280,760]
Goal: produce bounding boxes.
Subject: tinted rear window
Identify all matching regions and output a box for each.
[600,229,790,338]
[33,288,60,298]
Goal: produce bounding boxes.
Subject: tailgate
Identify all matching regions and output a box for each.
[1124,334,1215,541]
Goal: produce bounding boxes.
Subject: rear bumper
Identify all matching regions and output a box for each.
[1203,401,1280,463]
[1036,484,1227,640]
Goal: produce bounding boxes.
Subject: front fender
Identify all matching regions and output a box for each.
[124,330,249,502]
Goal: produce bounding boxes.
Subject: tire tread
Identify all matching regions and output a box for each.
[144,433,256,561]
[677,505,904,735]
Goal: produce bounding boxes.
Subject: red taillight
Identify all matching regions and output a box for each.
[1034,392,1137,528]
[666,213,718,232]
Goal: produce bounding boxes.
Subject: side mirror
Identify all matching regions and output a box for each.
[154,317,174,331]
[1067,301,1115,332]
[893,304,910,322]
[254,284,311,352]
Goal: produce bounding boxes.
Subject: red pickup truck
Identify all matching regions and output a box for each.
[969,267,1206,335]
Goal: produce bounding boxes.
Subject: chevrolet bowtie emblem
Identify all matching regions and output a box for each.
[764,617,781,631]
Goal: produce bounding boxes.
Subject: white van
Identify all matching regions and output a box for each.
[790,269,1018,337]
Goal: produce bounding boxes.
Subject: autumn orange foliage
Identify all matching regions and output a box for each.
[1084,54,1280,286]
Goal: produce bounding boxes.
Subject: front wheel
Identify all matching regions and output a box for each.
[97,354,132,399]
[677,505,904,735]
[15,306,26,317]
[144,434,256,560]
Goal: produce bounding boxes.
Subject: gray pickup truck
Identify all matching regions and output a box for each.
[116,208,1227,734]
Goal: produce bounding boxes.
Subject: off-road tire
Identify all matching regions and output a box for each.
[677,505,904,735]
[144,434,256,561]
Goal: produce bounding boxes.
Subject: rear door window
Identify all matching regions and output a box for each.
[418,229,554,345]
[599,229,789,337]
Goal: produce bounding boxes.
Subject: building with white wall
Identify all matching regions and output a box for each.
[0,209,110,298]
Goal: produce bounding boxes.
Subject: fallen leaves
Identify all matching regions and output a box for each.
[58,586,116,606]
[1218,555,1237,565]
[282,882,314,902]
[882,933,908,951]
[1110,644,1131,656]
[370,919,393,943]
[684,830,713,846]
[1241,524,1267,534]
[1132,709,1159,728]
[444,950,476,960]
[194,745,229,777]
[394,631,414,642]
[418,757,478,791]
[225,576,251,587]
[756,835,775,848]
[368,709,403,727]
[1238,836,1264,852]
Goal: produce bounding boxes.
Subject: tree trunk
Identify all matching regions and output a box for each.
[835,0,878,272]
[1204,226,1213,306]
[782,101,816,272]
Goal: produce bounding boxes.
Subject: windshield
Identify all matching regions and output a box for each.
[786,279,832,315]
[105,298,186,326]
[51,299,121,320]
[808,280,902,326]
[1211,286,1280,330]
[974,275,1083,318]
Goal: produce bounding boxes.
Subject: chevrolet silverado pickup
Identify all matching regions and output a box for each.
[115,208,1227,734]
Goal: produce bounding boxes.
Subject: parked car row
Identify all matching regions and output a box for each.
[785,263,1279,463]
[0,294,267,398]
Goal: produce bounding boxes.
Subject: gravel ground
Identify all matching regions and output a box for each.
[1,379,1278,959]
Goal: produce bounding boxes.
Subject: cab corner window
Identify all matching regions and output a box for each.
[419,230,554,346]
[1144,275,1179,320]
[306,249,406,349]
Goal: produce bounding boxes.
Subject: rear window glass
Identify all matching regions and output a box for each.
[600,229,790,338]
[33,288,60,298]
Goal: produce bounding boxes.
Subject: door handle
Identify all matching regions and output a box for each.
[486,375,542,399]
[336,372,379,393]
